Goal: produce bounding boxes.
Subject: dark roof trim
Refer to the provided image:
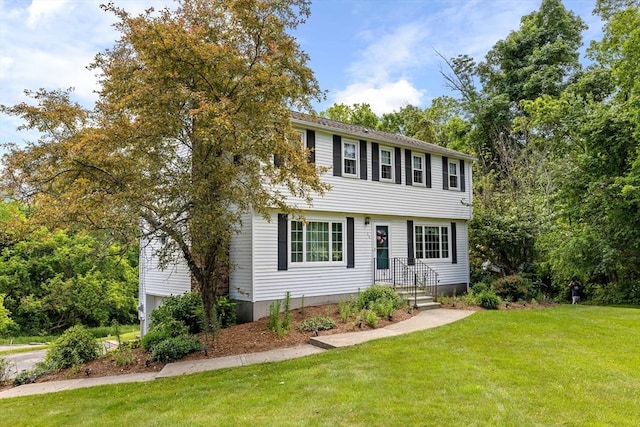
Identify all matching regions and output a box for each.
[291,111,477,162]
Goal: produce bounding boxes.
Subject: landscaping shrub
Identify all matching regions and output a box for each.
[470,282,490,294]
[357,285,403,311]
[362,309,379,328]
[0,356,14,385]
[150,292,204,334]
[45,325,101,371]
[267,294,293,337]
[141,319,188,352]
[150,335,202,363]
[12,360,54,387]
[477,291,501,310]
[215,296,237,328]
[338,297,357,323]
[491,275,529,301]
[297,316,336,332]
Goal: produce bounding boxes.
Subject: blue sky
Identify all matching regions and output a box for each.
[1,0,603,149]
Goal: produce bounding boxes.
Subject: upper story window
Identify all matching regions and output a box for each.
[413,154,424,185]
[415,225,449,259]
[343,141,358,177]
[448,161,458,189]
[294,130,305,147]
[380,146,394,181]
[290,220,344,264]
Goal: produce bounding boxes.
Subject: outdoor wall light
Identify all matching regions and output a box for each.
[364,216,370,225]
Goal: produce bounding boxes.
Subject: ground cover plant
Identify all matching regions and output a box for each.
[1,305,638,426]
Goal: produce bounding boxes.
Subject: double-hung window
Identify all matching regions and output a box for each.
[380,147,394,181]
[413,154,424,185]
[343,141,358,177]
[448,161,459,189]
[290,220,344,264]
[415,225,449,259]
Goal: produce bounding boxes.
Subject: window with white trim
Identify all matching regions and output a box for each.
[448,161,458,189]
[294,130,305,147]
[380,147,394,181]
[415,225,449,259]
[413,154,424,185]
[290,220,344,264]
[343,141,358,177]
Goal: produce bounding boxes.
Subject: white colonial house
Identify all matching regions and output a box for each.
[139,112,475,332]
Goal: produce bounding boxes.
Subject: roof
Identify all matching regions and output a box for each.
[291,111,477,162]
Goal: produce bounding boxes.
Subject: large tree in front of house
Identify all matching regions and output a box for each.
[0,0,328,328]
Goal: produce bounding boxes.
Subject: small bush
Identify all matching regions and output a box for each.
[0,356,14,385]
[338,297,357,323]
[150,335,202,363]
[12,360,54,387]
[150,292,204,334]
[491,275,528,301]
[363,309,378,328]
[215,296,237,328]
[297,316,336,332]
[141,319,188,352]
[45,325,101,371]
[477,291,501,310]
[374,300,395,319]
[112,346,136,367]
[357,285,403,311]
[470,282,490,294]
[267,295,292,337]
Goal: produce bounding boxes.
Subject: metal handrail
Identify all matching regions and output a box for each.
[373,257,439,303]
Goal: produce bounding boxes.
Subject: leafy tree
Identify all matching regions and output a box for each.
[0,0,328,328]
[319,103,379,128]
[0,228,138,333]
[0,294,16,336]
[518,0,640,299]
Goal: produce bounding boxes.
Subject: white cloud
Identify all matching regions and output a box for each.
[335,79,425,115]
[27,0,69,29]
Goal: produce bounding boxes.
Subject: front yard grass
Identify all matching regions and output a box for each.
[1,305,639,426]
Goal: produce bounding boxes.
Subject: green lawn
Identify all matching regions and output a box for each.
[1,306,638,426]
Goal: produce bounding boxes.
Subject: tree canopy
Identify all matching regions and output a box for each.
[1,0,328,326]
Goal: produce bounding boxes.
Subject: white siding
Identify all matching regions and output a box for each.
[229,212,253,301]
[139,238,191,297]
[284,132,473,220]
[249,213,470,303]
[251,212,372,302]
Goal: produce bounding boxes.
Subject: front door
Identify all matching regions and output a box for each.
[375,225,389,270]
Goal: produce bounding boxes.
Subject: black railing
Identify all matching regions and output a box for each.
[373,257,439,306]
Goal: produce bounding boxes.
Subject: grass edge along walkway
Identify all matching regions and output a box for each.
[1,305,639,426]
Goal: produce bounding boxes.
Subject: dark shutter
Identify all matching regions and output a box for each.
[442,156,449,190]
[307,130,316,164]
[277,214,288,270]
[460,159,465,192]
[451,222,457,264]
[274,154,283,168]
[426,154,432,188]
[394,147,402,184]
[407,220,415,266]
[405,149,412,186]
[333,135,342,176]
[359,140,367,180]
[372,142,379,181]
[347,217,355,268]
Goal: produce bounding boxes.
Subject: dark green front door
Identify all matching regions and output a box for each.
[376,225,389,270]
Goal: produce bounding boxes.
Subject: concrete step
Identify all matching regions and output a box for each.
[415,301,441,311]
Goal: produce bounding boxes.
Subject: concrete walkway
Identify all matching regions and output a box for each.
[0,309,474,399]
